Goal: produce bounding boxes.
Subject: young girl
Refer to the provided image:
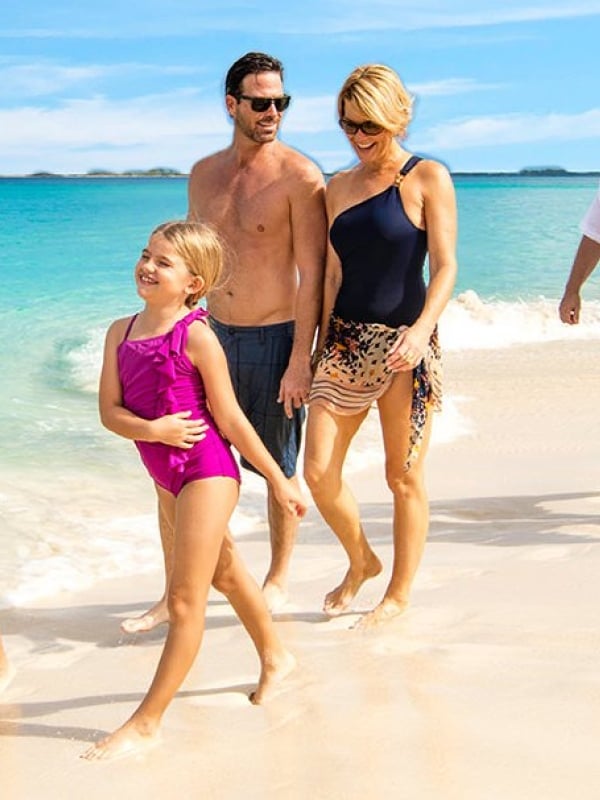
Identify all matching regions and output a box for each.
[83,220,306,761]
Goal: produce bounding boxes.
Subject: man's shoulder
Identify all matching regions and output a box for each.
[278,141,322,171]
[276,142,325,187]
[190,149,230,177]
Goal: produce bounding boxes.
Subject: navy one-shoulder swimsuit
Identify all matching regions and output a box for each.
[330,155,427,328]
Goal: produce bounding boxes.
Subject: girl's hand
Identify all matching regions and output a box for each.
[152,411,209,448]
[386,325,429,373]
[274,478,308,519]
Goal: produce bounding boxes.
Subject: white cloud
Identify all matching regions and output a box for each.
[411,78,504,97]
[294,0,600,34]
[0,90,232,173]
[1,85,598,175]
[420,108,600,150]
[0,59,203,98]
[2,1,600,38]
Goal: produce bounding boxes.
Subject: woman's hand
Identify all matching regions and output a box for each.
[152,411,209,448]
[386,325,429,373]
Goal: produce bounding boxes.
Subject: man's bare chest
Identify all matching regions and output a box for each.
[199,176,289,237]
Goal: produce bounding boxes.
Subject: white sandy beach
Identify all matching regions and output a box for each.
[1,340,599,800]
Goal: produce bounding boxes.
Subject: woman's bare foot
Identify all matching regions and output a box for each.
[120,599,169,634]
[352,597,409,630]
[323,552,382,617]
[81,717,160,762]
[249,649,297,705]
[262,580,289,613]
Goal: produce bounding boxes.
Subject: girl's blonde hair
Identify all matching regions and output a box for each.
[337,64,413,138]
[152,220,225,308]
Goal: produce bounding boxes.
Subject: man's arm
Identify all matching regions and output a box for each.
[187,160,206,221]
[278,161,327,417]
[559,235,600,324]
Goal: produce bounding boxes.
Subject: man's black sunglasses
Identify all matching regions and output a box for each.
[237,94,291,112]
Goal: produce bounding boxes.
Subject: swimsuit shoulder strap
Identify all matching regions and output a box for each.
[394,155,423,186]
[122,313,138,342]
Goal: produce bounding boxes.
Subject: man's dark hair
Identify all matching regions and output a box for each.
[225,52,284,97]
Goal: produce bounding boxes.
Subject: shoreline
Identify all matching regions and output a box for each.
[1,170,599,180]
[2,337,599,608]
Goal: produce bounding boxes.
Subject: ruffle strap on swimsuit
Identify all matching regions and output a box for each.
[152,307,209,475]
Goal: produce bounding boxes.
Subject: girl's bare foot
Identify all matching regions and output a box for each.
[323,553,382,617]
[249,649,297,705]
[81,718,160,762]
[120,599,169,634]
[352,597,409,630]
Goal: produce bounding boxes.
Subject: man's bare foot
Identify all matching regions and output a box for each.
[120,599,169,634]
[81,718,160,762]
[323,552,382,617]
[262,580,288,613]
[249,649,297,705]
[352,597,409,630]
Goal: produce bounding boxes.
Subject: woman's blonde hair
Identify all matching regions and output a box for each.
[151,220,225,308]
[337,64,413,138]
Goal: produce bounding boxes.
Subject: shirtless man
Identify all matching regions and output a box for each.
[120,53,325,630]
[193,53,326,611]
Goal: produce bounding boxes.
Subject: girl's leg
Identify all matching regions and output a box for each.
[83,478,238,761]
[356,371,433,628]
[211,533,295,704]
[121,492,173,633]
[303,405,382,616]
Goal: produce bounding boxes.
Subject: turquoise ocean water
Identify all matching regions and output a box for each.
[1,174,599,606]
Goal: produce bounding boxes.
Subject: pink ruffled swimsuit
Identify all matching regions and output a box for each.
[118,307,240,496]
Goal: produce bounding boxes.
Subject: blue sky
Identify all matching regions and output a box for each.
[2,1,599,175]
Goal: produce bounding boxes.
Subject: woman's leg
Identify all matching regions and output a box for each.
[304,404,382,615]
[211,533,295,704]
[356,371,433,628]
[83,478,237,760]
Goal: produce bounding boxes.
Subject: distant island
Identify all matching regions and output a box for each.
[6,166,599,179]
[518,166,571,176]
[25,167,186,178]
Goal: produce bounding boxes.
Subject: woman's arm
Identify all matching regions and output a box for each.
[388,160,457,370]
[314,174,345,356]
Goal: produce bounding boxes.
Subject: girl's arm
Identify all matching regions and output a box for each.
[99,319,207,449]
[188,322,306,516]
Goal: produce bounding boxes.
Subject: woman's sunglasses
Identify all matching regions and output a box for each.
[238,95,291,113]
[339,118,384,136]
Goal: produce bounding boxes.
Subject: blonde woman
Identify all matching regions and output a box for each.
[305,65,457,627]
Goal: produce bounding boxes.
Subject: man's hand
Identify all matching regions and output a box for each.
[278,359,312,418]
[559,290,581,325]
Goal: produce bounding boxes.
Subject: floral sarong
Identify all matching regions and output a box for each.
[309,315,442,470]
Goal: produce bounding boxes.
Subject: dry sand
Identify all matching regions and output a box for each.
[1,341,599,799]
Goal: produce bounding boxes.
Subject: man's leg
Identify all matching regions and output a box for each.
[262,475,302,611]
[120,492,173,633]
